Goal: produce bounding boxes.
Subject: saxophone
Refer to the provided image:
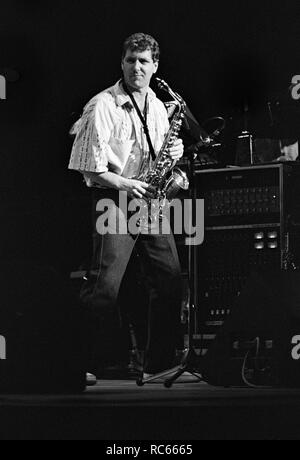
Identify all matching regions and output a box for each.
[138,78,189,217]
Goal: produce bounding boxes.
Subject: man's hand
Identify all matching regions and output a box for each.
[83,171,156,199]
[167,138,184,161]
[119,178,156,199]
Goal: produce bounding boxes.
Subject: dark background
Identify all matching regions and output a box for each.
[1,0,300,274]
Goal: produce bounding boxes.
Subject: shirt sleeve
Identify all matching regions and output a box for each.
[68,94,117,175]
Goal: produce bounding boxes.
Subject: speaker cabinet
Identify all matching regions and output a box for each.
[201,270,300,387]
[0,261,86,393]
[193,163,300,358]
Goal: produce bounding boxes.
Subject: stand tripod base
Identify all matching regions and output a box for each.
[164,364,202,388]
[136,349,203,388]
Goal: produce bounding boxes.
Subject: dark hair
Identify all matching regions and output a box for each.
[122,33,160,62]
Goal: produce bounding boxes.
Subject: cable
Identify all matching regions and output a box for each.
[241,337,273,389]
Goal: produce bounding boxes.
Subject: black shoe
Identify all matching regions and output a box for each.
[86,372,97,386]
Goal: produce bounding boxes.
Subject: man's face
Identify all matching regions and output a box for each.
[122,48,158,92]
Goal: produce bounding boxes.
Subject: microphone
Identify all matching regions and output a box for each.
[200,134,212,146]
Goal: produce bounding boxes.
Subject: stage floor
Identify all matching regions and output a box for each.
[0,378,300,440]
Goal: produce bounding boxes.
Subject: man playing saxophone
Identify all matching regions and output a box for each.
[69,33,184,384]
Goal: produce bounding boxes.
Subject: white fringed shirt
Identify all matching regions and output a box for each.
[68,80,169,187]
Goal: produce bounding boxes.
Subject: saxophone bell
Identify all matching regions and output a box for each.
[164,167,189,201]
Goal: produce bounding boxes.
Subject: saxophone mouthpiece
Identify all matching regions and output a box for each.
[155,77,167,89]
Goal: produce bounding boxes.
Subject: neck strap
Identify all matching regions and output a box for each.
[122,81,156,162]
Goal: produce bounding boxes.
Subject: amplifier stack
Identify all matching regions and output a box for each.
[177,163,300,357]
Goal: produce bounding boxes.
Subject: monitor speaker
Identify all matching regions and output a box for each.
[0,261,87,393]
[201,269,300,388]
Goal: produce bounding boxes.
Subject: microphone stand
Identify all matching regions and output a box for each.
[162,150,203,388]
[136,150,203,387]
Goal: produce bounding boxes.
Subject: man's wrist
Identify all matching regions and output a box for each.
[114,176,127,191]
[95,172,127,191]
